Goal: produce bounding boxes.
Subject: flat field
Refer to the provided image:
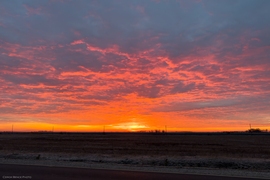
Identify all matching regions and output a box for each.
[1,133,270,171]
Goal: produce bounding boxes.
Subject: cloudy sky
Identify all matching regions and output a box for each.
[0,0,270,132]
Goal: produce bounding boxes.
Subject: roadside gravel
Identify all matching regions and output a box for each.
[1,152,270,179]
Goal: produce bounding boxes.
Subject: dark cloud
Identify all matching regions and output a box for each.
[135,85,162,98]
[153,96,270,112]
[170,82,196,94]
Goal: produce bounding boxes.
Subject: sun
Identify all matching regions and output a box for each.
[112,122,147,132]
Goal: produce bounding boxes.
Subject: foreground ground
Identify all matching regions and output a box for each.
[0,133,270,179]
[0,163,266,180]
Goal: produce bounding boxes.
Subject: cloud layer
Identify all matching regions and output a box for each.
[0,0,270,131]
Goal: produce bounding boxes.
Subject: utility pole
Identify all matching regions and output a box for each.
[249,124,251,129]
[12,124,13,133]
[52,126,54,132]
[103,125,105,135]
[165,125,167,134]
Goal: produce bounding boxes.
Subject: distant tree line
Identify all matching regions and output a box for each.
[247,128,268,133]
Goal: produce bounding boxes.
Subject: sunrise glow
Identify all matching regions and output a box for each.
[0,0,270,132]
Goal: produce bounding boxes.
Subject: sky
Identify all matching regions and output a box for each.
[0,0,270,132]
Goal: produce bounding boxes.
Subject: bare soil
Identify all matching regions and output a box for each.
[1,133,270,171]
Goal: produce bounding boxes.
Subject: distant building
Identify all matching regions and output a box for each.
[247,128,268,133]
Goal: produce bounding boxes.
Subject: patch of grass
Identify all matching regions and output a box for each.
[164,158,168,166]
[36,154,40,160]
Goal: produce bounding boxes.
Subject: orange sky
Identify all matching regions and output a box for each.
[0,0,270,132]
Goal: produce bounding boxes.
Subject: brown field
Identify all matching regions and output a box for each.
[1,133,270,170]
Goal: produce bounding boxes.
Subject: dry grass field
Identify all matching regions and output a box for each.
[1,133,270,170]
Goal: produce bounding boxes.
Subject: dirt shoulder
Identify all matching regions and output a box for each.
[1,152,270,179]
